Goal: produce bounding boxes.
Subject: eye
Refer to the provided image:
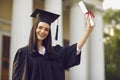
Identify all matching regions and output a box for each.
[45,28,49,32]
[38,26,42,29]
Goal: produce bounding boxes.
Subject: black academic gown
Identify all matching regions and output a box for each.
[12,43,81,80]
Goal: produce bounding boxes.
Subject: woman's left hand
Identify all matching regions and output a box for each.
[86,17,94,33]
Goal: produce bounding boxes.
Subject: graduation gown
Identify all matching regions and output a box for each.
[12,43,81,80]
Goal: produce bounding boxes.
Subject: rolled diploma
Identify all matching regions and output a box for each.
[79,1,95,27]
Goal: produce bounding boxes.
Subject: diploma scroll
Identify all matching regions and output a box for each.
[79,1,95,27]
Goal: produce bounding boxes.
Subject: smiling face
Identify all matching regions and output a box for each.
[36,22,50,42]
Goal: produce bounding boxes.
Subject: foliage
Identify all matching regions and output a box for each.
[103,8,120,25]
[103,8,120,80]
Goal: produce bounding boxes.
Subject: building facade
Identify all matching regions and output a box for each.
[0,0,104,80]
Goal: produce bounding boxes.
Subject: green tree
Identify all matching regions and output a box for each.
[103,8,120,80]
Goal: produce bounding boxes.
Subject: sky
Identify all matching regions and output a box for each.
[103,0,120,10]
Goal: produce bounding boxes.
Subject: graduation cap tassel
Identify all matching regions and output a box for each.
[55,24,59,40]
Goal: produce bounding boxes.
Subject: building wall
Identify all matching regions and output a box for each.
[0,0,12,20]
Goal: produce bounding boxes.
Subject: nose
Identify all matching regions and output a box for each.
[41,29,45,33]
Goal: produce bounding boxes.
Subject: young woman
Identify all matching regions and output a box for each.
[12,8,94,80]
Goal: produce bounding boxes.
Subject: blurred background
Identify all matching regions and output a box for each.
[0,0,120,80]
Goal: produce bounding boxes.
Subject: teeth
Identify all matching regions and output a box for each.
[39,34,44,37]
[38,33,45,37]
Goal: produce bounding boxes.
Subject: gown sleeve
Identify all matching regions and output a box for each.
[12,47,29,80]
[55,43,81,69]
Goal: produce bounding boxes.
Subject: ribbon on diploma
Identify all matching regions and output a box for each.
[79,1,95,26]
[85,11,95,19]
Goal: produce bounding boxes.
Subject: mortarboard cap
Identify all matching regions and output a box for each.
[31,8,60,40]
[31,8,60,25]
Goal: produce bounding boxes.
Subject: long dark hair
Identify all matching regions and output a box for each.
[27,20,55,59]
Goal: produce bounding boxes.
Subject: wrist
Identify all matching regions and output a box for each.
[85,29,92,33]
